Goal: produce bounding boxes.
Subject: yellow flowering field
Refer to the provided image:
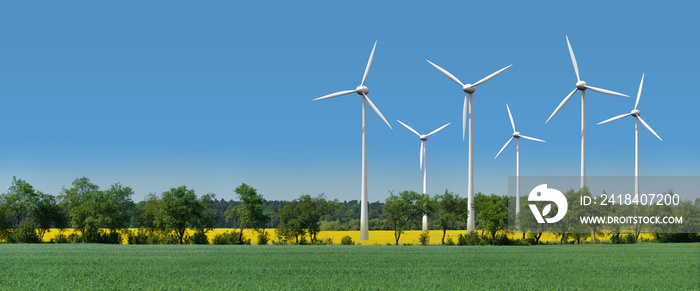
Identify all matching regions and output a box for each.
[40,228,655,245]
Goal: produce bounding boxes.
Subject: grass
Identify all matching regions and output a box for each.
[0,243,698,290]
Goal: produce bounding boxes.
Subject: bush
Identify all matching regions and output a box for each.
[54,233,69,244]
[494,233,515,245]
[126,229,150,245]
[212,231,250,245]
[445,237,455,246]
[68,233,83,243]
[15,221,40,243]
[655,233,700,243]
[257,231,270,245]
[624,234,637,244]
[418,231,430,246]
[341,235,354,245]
[191,229,209,245]
[313,238,333,245]
[458,231,480,246]
[610,233,624,244]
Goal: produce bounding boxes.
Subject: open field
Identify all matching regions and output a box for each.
[39,228,659,245]
[1,243,698,290]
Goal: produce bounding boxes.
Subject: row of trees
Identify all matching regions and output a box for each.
[1,177,697,244]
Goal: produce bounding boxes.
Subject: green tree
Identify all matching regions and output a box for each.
[477,194,509,245]
[103,183,134,233]
[3,177,39,228]
[433,190,465,245]
[158,185,202,244]
[518,195,544,244]
[275,194,338,244]
[276,201,306,244]
[33,192,66,242]
[137,193,163,232]
[60,177,103,238]
[384,190,422,245]
[233,183,268,242]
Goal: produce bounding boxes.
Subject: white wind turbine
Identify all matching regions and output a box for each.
[397,120,450,232]
[426,60,511,232]
[494,104,545,223]
[313,41,392,241]
[545,36,629,188]
[597,74,662,197]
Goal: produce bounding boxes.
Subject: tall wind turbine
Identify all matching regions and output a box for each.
[597,74,662,196]
[397,120,450,232]
[494,104,545,223]
[314,41,392,240]
[545,36,629,188]
[426,60,511,232]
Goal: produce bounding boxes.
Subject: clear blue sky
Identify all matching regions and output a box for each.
[0,1,698,202]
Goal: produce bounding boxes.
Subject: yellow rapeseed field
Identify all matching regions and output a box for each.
[39,228,656,245]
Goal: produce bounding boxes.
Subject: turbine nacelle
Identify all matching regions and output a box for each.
[420,135,428,141]
[513,131,521,138]
[462,84,475,93]
[631,109,640,117]
[355,85,369,95]
[576,80,588,90]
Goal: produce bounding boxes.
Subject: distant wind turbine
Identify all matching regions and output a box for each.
[597,74,662,196]
[397,120,450,232]
[314,41,392,241]
[427,60,511,232]
[494,104,545,222]
[545,36,629,188]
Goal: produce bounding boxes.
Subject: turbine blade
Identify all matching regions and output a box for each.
[397,120,420,137]
[314,90,356,101]
[462,94,468,140]
[361,41,377,87]
[635,73,644,110]
[506,103,516,132]
[363,93,392,129]
[420,141,424,170]
[566,35,580,81]
[597,113,630,125]
[427,122,451,136]
[638,117,662,141]
[546,88,578,124]
[495,137,514,159]
[521,135,546,143]
[585,85,629,97]
[473,64,512,86]
[426,60,464,87]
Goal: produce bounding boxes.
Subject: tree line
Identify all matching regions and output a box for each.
[0,177,697,245]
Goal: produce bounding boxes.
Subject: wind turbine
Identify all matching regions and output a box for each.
[597,74,662,197]
[426,60,512,232]
[397,120,450,232]
[494,104,545,224]
[313,41,392,241]
[545,36,629,189]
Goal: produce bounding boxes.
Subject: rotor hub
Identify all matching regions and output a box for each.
[462,84,475,94]
[513,132,521,138]
[420,135,428,141]
[631,109,640,117]
[576,80,588,90]
[355,86,369,95]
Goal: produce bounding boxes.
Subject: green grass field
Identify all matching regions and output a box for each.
[1,243,698,290]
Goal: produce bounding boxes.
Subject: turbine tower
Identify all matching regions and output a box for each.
[494,104,545,224]
[597,74,662,196]
[426,60,511,232]
[397,120,450,232]
[545,36,629,189]
[314,41,392,240]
